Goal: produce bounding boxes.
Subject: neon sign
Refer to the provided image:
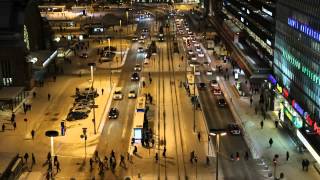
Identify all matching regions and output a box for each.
[268,74,277,85]
[276,83,282,93]
[288,18,320,42]
[283,88,289,98]
[292,100,304,116]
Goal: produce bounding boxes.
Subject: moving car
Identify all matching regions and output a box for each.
[67,111,88,121]
[212,86,222,95]
[206,70,213,76]
[210,79,218,87]
[188,49,194,55]
[196,46,201,52]
[217,96,227,107]
[197,51,204,57]
[131,72,140,81]
[190,54,197,61]
[128,90,137,98]
[108,108,119,119]
[138,37,145,43]
[228,123,241,135]
[132,37,138,41]
[134,64,141,71]
[198,82,206,90]
[113,87,123,100]
[194,69,201,76]
[80,53,88,59]
[137,47,144,53]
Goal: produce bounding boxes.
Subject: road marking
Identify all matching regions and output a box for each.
[107,123,114,135]
[122,117,128,139]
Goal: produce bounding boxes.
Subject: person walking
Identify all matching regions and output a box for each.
[250,96,253,107]
[155,153,159,162]
[286,151,289,161]
[2,124,5,132]
[33,92,36,98]
[89,158,94,170]
[13,122,16,130]
[31,130,35,139]
[54,156,58,166]
[245,151,249,160]
[269,138,273,148]
[101,88,104,95]
[48,93,51,101]
[305,159,310,171]
[56,161,61,173]
[47,152,51,164]
[162,147,166,157]
[133,146,138,155]
[260,120,264,129]
[120,155,125,167]
[275,120,279,128]
[190,151,195,163]
[151,139,155,147]
[24,153,29,164]
[32,153,36,166]
[278,110,281,120]
[197,132,201,142]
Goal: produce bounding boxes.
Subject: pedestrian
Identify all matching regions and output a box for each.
[11,113,15,123]
[47,152,51,163]
[278,110,281,120]
[56,161,61,173]
[275,120,279,128]
[250,96,253,107]
[245,151,249,160]
[269,138,273,147]
[120,155,125,167]
[13,122,16,130]
[155,153,159,162]
[197,132,201,142]
[236,152,240,160]
[24,153,29,164]
[104,156,108,169]
[302,159,306,171]
[150,96,153,104]
[101,88,104,95]
[54,155,58,166]
[263,111,266,120]
[151,139,155,147]
[1,124,4,132]
[148,72,151,77]
[162,147,166,157]
[206,156,210,165]
[305,159,310,171]
[94,150,99,162]
[32,153,36,166]
[190,151,195,163]
[134,146,138,154]
[286,151,289,161]
[260,120,264,129]
[142,81,146,88]
[31,130,35,139]
[89,158,94,170]
[46,172,50,180]
[149,77,152,84]
[48,93,51,101]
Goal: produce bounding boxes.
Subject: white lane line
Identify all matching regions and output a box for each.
[107,123,114,135]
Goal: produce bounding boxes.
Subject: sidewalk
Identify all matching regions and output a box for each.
[214,60,320,179]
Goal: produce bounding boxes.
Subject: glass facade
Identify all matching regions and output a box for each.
[274,0,320,124]
[274,1,320,161]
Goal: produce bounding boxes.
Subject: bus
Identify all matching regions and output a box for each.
[132,96,146,141]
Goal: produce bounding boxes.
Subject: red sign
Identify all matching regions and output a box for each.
[305,113,314,126]
[314,123,320,135]
[283,88,289,98]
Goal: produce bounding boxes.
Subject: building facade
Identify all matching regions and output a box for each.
[222,0,276,65]
[273,0,320,163]
[0,0,52,88]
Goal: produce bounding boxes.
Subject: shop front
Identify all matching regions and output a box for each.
[268,74,320,164]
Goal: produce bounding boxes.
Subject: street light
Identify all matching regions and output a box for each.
[45,130,59,174]
[87,63,97,134]
[126,11,129,35]
[108,37,111,52]
[210,129,227,180]
[80,128,88,159]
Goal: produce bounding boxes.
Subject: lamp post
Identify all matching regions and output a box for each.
[126,11,129,35]
[273,154,279,179]
[210,129,227,180]
[193,66,196,133]
[80,128,88,159]
[119,19,123,64]
[45,130,59,174]
[88,63,96,134]
[108,37,111,52]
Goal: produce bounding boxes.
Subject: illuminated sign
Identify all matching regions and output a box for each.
[282,88,289,98]
[268,74,277,85]
[288,17,320,42]
[284,108,292,121]
[280,47,320,86]
[276,83,282,93]
[304,112,314,126]
[284,107,303,128]
[292,100,304,116]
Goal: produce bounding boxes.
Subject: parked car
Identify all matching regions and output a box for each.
[210,79,218,87]
[131,72,140,81]
[132,36,138,41]
[128,90,137,98]
[228,123,241,135]
[67,111,88,121]
[206,70,213,76]
[194,69,200,76]
[197,51,204,57]
[108,108,119,119]
[188,49,194,55]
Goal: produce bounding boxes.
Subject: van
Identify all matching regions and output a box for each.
[113,87,123,100]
